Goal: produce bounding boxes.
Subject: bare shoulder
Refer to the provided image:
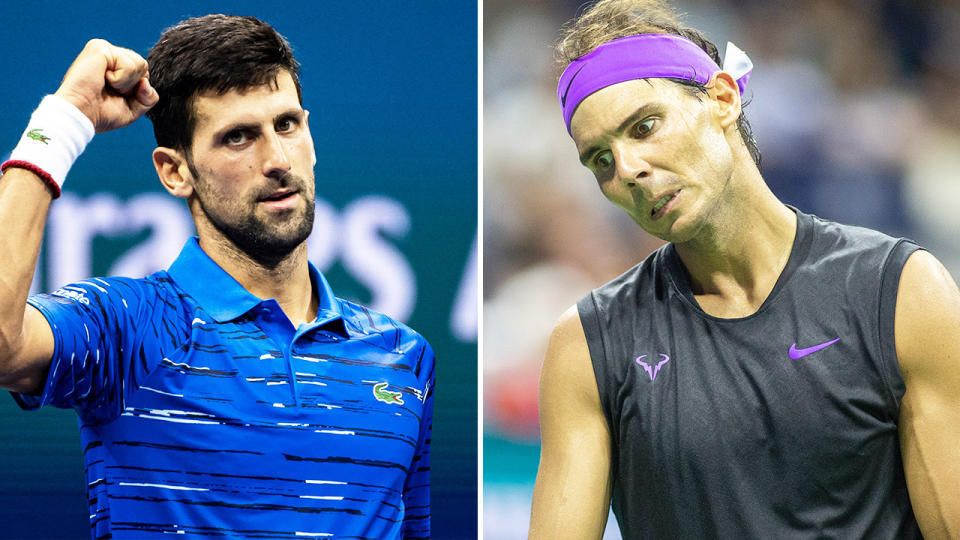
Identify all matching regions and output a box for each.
[548,303,586,345]
[541,304,599,407]
[894,249,960,377]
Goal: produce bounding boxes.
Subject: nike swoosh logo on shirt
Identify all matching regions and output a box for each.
[789,337,840,359]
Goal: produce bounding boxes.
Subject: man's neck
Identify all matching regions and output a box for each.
[673,172,797,319]
[198,233,318,327]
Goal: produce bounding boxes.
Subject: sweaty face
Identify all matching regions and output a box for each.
[570,78,736,243]
[186,71,316,266]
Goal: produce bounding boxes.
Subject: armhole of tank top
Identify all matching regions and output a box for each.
[877,239,920,415]
[576,293,613,426]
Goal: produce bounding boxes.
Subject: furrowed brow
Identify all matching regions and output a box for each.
[577,102,660,166]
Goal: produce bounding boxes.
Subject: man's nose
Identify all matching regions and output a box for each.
[262,132,292,179]
[612,142,651,189]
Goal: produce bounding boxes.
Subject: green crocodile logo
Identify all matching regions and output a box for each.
[373,382,404,405]
[27,128,51,144]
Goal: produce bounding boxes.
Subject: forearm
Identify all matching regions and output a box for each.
[0,90,97,358]
[529,453,612,540]
[0,39,155,377]
[0,167,53,357]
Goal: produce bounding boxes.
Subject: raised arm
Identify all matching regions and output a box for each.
[529,305,613,540]
[0,39,157,394]
[895,249,960,539]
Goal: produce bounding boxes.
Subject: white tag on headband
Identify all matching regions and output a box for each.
[723,42,753,81]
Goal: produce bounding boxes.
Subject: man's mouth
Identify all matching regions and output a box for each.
[650,190,678,217]
[260,189,298,202]
[258,189,300,210]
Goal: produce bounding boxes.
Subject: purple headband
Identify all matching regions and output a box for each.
[557,33,753,133]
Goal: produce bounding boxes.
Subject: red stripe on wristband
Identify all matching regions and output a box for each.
[0,160,62,199]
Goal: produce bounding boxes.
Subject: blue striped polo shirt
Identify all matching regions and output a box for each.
[16,237,434,540]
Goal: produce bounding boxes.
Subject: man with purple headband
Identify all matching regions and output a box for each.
[0,15,432,539]
[530,1,960,538]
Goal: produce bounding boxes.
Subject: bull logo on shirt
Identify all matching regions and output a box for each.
[635,354,670,382]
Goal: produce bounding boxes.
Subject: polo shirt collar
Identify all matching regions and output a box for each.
[167,237,346,333]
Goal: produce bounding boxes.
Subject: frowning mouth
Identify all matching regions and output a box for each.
[650,190,679,220]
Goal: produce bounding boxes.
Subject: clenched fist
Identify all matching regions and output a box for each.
[53,39,158,134]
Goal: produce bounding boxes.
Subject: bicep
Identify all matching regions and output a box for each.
[0,304,54,395]
[895,250,960,539]
[529,306,612,540]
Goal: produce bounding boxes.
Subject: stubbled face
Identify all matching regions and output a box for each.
[186,71,316,266]
[570,78,735,244]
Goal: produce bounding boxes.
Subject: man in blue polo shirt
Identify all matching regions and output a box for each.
[0,15,433,539]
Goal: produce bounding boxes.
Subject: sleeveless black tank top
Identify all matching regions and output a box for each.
[578,209,921,539]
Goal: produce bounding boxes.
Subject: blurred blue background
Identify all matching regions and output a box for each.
[0,1,477,538]
[483,0,960,537]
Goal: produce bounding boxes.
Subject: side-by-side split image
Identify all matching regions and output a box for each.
[2,1,960,539]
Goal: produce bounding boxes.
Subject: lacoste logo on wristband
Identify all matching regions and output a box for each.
[373,382,404,405]
[27,128,51,144]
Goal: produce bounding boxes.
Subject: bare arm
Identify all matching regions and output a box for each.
[529,305,613,539]
[895,250,960,538]
[0,39,157,394]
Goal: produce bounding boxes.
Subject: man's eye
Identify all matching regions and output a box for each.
[224,131,247,145]
[594,151,613,170]
[635,118,655,136]
[277,118,296,132]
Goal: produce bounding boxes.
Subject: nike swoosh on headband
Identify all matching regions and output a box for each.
[556,34,753,133]
[560,64,586,109]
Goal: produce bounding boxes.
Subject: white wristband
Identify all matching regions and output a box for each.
[4,95,95,196]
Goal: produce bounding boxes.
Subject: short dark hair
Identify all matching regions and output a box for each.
[145,14,302,153]
[558,0,762,167]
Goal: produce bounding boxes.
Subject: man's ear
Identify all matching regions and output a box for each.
[304,109,316,167]
[153,147,194,198]
[706,71,742,131]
